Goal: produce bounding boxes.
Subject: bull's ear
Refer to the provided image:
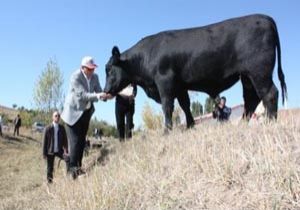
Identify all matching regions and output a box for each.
[112,46,120,58]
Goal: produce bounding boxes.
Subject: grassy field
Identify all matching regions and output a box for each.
[0,109,300,210]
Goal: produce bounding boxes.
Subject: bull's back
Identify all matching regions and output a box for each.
[141,15,274,75]
[124,14,277,95]
[137,14,275,56]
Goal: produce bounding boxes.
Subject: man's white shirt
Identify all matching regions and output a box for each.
[53,122,59,153]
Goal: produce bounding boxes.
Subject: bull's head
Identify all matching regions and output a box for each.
[104,46,131,95]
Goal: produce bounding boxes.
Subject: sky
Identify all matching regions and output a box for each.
[0,0,299,127]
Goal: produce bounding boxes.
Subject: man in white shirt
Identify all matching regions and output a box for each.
[42,111,68,183]
[115,84,137,141]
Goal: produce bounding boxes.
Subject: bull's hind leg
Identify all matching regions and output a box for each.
[177,90,195,128]
[241,75,261,120]
[161,97,174,132]
[249,77,279,120]
[261,83,278,119]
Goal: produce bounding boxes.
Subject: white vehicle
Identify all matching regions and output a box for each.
[32,122,45,133]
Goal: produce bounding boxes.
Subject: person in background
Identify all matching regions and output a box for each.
[94,128,103,140]
[213,96,231,122]
[13,114,22,136]
[61,56,110,179]
[115,83,137,141]
[42,111,69,184]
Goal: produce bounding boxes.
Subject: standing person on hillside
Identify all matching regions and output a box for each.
[42,111,69,184]
[61,56,110,179]
[13,114,22,136]
[212,96,232,122]
[115,83,137,141]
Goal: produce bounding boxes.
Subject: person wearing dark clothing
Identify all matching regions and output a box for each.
[94,128,103,140]
[213,96,232,122]
[13,114,22,136]
[42,111,69,183]
[115,84,137,141]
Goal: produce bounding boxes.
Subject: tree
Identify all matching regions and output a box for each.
[12,104,17,109]
[33,58,64,112]
[191,101,203,117]
[204,96,215,114]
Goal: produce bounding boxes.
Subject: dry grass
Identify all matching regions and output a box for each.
[1,109,300,210]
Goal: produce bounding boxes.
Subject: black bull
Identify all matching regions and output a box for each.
[104,14,287,130]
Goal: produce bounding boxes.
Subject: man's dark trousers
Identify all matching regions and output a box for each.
[115,96,135,140]
[14,126,20,136]
[65,108,92,174]
[46,153,69,183]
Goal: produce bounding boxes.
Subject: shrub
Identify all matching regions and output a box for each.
[142,103,163,130]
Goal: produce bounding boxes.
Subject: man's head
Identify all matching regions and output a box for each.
[81,56,98,78]
[220,96,227,108]
[52,111,60,123]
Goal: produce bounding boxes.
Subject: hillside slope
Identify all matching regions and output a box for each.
[0,109,300,210]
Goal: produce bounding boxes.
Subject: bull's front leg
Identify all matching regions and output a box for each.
[177,90,195,128]
[161,97,174,133]
[156,72,175,133]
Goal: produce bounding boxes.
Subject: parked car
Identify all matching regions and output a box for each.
[32,122,45,133]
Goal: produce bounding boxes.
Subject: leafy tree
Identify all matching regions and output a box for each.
[12,104,17,109]
[18,106,25,111]
[204,96,215,114]
[33,58,64,113]
[191,101,203,117]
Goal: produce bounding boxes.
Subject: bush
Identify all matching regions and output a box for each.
[0,113,9,125]
[19,109,52,128]
[142,103,163,130]
[88,118,118,138]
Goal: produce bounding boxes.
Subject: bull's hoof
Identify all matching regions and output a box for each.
[186,122,195,129]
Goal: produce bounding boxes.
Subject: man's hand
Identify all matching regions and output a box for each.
[98,92,114,101]
[97,92,107,101]
[105,93,114,100]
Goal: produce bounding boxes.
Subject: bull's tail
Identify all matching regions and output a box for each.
[271,18,287,105]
